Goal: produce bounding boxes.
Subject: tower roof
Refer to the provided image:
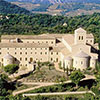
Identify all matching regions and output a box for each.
[74,51,90,58]
[75,27,86,33]
[4,54,14,59]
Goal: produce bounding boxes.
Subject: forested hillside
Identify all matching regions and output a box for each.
[9,2,100,16]
[0,13,100,42]
[6,0,100,4]
[0,0,31,14]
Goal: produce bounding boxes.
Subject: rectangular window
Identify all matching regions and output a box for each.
[25,58,27,61]
[79,36,80,40]
[2,58,3,62]
[51,42,53,44]
[82,36,83,40]
[51,52,53,55]
[40,52,42,55]
[90,40,92,43]
[81,61,83,65]
[15,58,17,61]
[20,58,22,61]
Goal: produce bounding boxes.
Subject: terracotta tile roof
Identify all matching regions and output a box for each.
[63,34,74,45]
[74,51,90,58]
[0,43,49,48]
[4,54,14,59]
[1,35,55,40]
[86,34,94,38]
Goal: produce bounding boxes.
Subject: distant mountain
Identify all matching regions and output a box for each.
[5,0,100,4]
[5,0,100,16]
[0,0,31,14]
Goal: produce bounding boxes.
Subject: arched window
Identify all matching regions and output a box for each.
[82,36,83,40]
[30,58,33,62]
[81,61,83,65]
[25,58,27,61]
[56,58,58,62]
[79,36,81,40]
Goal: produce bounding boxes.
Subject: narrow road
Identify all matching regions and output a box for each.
[21,80,71,85]
[23,91,95,97]
[13,80,72,96]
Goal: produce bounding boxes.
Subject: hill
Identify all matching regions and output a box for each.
[0,0,31,14]
[0,13,99,43]
[7,1,100,16]
[5,0,100,4]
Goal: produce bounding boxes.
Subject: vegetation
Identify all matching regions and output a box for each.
[29,94,100,100]
[0,74,31,100]
[24,83,75,94]
[70,70,85,87]
[26,65,67,82]
[4,64,19,75]
[0,0,31,15]
[8,1,100,16]
[0,13,100,43]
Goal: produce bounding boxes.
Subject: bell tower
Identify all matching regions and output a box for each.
[74,27,86,45]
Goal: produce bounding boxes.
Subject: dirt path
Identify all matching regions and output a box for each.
[23,91,95,97]
[13,81,72,96]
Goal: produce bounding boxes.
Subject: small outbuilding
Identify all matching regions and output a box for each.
[4,54,14,66]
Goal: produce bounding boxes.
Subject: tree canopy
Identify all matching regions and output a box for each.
[70,70,85,86]
[0,13,100,43]
[4,64,19,75]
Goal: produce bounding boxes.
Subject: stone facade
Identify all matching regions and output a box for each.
[0,28,99,71]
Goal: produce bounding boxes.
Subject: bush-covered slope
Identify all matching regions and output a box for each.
[8,1,100,16]
[0,13,99,42]
[0,0,31,14]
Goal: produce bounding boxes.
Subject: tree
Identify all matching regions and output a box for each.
[70,70,85,87]
[95,72,100,83]
[0,74,8,96]
[4,64,19,75]
[66,67,69,80]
